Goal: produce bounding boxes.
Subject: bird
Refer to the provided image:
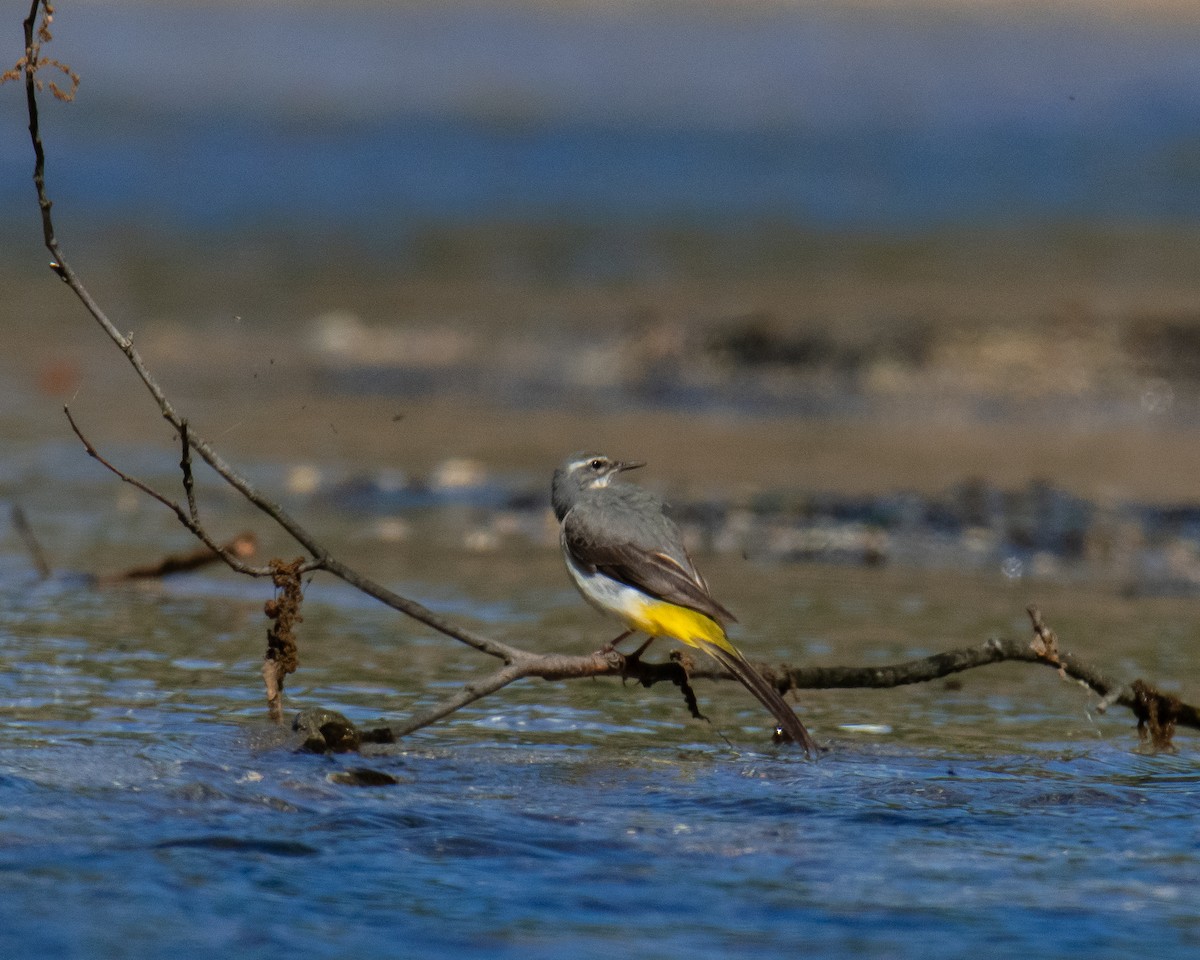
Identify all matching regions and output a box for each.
[551,451,817,754]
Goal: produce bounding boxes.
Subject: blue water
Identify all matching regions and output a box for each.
[4,4,1200,236]
[1,512,1199,960]
[1,724,1197,959]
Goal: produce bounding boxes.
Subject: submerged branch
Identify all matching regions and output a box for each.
[95,532,259,585]
[691,606,1198,745]
[364,607,1197,746]
[10,504,52,580]
[295,613,1199,752]
[369,650,716,740]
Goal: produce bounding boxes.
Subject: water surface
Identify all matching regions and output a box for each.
[1,478,1198,959]
[4,4,1200,956]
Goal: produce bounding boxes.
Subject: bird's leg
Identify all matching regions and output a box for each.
[613,635,657,686]
[601,629,634,653]
[601,631,656,671]
[626,636,656,662]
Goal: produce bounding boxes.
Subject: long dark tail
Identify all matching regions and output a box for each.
[704,642,819,757]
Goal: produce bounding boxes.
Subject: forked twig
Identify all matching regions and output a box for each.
[15,1,524,665]
[64,406,271,577]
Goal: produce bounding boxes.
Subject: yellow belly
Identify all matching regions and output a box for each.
[623,596,738,657]
[563,541,738,657]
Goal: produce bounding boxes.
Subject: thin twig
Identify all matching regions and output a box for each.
[65,406,272,577]
[386,649,703,738]
[180,420,198,522]
[745,636,1118,697]
[1027,604,1060,661]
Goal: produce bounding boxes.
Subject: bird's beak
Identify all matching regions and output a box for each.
[615,459,646,473]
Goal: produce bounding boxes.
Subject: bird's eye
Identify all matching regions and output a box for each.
[589,459,604,470]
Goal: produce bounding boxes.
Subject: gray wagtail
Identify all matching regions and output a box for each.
[552,451,817,753]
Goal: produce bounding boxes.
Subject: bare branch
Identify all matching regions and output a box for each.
[287,621,1200,750]
[387,660,537,738]
[7,0,764,731]
[385,648,709,739]
[692,611,1200,743]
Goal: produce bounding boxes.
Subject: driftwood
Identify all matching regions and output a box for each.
[95,533,259,585]
[9,0,1196,752]
[8,501,257,586]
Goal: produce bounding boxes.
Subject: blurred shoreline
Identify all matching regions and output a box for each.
[6,222,1200,503]
[5,0,1200,507]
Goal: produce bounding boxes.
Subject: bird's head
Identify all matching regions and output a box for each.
[551,451,645,520]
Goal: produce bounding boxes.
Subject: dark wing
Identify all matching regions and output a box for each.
[563,496,736,626]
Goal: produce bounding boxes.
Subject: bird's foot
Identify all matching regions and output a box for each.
[599,629,634,654]
[621,635,656,666]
